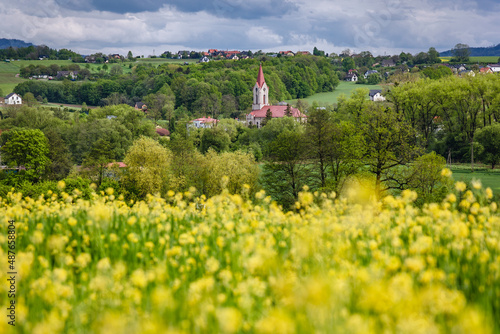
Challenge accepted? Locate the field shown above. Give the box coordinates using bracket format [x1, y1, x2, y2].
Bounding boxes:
[0, 62, 25, 95]
[450, 165, 500, 194]
[0, 177, 499, 333]
[440, 56, 499, 63]
[287, 81, 383, 106]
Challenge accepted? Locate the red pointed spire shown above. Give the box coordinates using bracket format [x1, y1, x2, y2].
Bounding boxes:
[256, 63, 265, 87]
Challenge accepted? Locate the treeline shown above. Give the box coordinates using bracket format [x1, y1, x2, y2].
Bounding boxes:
[14, 57, 340, 119]
[388, 74, 500, 167]
[19, 63, 91, 78]
[0, 45, 81, 61]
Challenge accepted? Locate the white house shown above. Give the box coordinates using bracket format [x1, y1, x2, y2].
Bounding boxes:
[369, 90, 385, 102]
[189, 117, 219, 129]
[488, 64, 500, 73]
[4, 93, 22, 105]
[345, 73, 358, 82]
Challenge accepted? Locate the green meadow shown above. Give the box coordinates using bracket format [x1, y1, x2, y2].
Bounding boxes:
[450, 165, 500, 194]
[287, 81, 383, 106]
[440, 56, 499, 63]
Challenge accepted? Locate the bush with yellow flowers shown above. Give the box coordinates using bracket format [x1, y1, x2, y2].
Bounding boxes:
[0, 173, 499, 333]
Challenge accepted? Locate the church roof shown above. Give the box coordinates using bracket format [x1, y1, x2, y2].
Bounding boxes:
[249, 105, 305, 119]
[256, 64, 265, 88]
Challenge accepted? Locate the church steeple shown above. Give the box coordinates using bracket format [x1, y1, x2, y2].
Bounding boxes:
[252, 64, 269, 111]
[256, 63, 265, 87]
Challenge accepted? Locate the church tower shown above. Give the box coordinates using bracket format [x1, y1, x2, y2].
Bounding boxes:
[252, 64, 269, 111]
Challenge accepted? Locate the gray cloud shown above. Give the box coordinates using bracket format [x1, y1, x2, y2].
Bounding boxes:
[0, 0, 498, 56]
[54, 0, 298, 19]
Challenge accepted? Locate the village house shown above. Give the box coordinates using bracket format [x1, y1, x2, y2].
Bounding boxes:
[189, 117, 219, 129]
[460, 70, 475, 77]
[56, 71, 78, 80]
[364, 70, 379, 79]
[4, 93, 22, 105]
[488, 64, 500, 73]
[369, 90, 385, 102]
[479, 66, 493, 74]
[345, 73, 358, 82]
[246, 64, 306, 128]
[381, 58, 396, 67]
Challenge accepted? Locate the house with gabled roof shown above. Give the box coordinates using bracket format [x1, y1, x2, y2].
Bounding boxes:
[381, 58, 396, 67]
[369, 90, 385, 101]
[345, 73, 358, 82]
[364, 70, 379, 79]
[479, 66, 493, 74]
[189, 117, 219, 129]
[4, 93, 22, 105]
[246, 64, 306, 128]
[488, 64, 500, 73]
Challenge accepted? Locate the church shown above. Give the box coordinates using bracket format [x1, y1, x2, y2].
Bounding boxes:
[246, 64, 306, 128]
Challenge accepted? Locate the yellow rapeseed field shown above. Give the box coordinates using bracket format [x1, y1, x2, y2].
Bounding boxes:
[0, 170, 499, 333]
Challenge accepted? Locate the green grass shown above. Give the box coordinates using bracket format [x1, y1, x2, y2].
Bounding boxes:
[450, 166, 500, 194]
[440, 56, 499, 63]
[286, 81, 383, 106]
[0, 62, 25, 94]
[469, 56, 499, 63]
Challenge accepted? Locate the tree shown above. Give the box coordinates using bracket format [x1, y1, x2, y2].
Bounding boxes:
[199, 150, 259, 197]
[200, 126, 231, 153]
[359, 104, 422, 196]
[296, 99, 309, 113]
[110, 65, 123, 76]
[127, 51, 133, 60]
[367, 73, 381, 85]
[475, 124, 500, 169]
[388, 151, 450, 204]
[342, 57, 356, 72]
[0, 128, 51, 181]
[262, 108, 272, 127]
[452, 43, 470, 63]
[23, 92, 38, 107]
[305, 106, 332, 188]
[428, 47, 441, 64]
[45, 129, 72, 180]
[262, 129, 310, 209]
[285, 104, 292, 117]
[123, 136, 172, 197]
[82, 139, 115, 186]
[326, 121, 365, 193]
[313, 47, 325, 57]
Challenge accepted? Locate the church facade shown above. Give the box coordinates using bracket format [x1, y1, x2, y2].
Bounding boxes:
[246, 64, 306, 128]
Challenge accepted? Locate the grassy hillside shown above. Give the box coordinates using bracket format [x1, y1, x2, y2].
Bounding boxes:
[286, 81, 383, 106]
[440, 56, 499, 63]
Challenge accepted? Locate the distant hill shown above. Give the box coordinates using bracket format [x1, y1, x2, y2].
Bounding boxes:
[440, 44, 500, 57]
[0, 38, 34, 49]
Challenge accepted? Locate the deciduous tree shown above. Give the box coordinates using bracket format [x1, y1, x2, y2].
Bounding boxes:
[123, 136, 172, 197]
[0, 128, 50, 181]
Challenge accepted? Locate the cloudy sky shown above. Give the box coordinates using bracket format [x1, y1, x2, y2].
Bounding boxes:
[1, 0, 498, 56]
